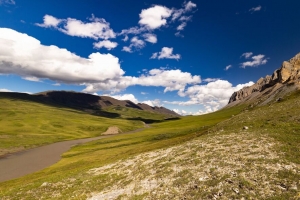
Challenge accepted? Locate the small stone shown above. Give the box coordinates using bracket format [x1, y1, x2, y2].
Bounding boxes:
[278, 183, 287, 190]
[232, 188, 239, 194]
[243, 126, 249, 130]
[41, 182, 49, 187]
[276, 97, 283, 102]
[290, 185, 298, 190]
[225, 179, 234, 184]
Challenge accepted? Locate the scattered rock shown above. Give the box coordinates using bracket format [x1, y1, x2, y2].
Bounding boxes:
[41, 182, 50, 187]
[278, 183, 287, 190]
[86, 133, 298, 200]
[276, 97, 283, 102]
[225, 179, 234, 184]
[243, 126, 249, 130]
[290, 184, 298, 190]
[232, 188, 239, 194]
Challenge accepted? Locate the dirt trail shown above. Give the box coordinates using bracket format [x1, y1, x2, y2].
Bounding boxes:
[0, 124, 150, 183]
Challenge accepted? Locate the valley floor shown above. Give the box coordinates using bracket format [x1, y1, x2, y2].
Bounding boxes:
[13, 131, 299, 200]
[1, 91, 300, 199]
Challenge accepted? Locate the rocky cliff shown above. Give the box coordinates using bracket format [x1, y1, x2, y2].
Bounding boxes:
[228, 53, 300, 105]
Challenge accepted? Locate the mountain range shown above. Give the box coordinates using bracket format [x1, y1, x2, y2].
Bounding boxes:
[227, 52, 300, 107]
[0, 91, 180, 118]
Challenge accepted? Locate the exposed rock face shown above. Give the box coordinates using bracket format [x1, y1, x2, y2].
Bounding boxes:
[228, 53, 300, 104]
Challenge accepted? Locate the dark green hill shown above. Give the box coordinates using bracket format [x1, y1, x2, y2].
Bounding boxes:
[0, 90, 180, 119]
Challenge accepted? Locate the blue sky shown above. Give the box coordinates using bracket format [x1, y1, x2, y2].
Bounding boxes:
[0, 0, 299, 115]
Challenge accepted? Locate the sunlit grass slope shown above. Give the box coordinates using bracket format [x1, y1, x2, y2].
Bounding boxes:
[212, 90, 300, 164]
[0, 95, 146, 155]
[1, 91, 299, 199]
[0, 103, 244, 199]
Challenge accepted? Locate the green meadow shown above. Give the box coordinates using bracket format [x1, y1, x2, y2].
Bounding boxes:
[0, 91, 299, 199]
[0, 95, 144, 156]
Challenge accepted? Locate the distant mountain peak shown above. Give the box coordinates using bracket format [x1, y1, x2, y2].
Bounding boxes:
[228, 53, 300, 106]
[34, 90, 180, 117]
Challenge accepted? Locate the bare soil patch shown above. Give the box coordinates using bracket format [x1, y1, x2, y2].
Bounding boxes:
[101, 126, 121, 135]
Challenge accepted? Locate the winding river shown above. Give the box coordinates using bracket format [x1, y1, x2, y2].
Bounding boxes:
[0, 126, 149, 183]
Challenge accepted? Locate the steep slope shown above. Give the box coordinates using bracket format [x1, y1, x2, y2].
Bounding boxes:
[228, 53, 300, 107]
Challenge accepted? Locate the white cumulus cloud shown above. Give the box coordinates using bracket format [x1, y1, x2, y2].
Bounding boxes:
[93, 40, 118, 50]
[142, 99, 162, 107]
[241, 54, 268, 68]
[36, 15, 62, 28]
[130, 36, 145, 49]
[122, 36, 146, 53]
[150, 47, 181, 60]
[122, 46, 132, 53]
[143, 33, 157, 43]
[173, 109, 187, 116]
[110, 94, 138, 104]
[0, 28, 124, 84]
[139, 5, 173, 29]
[241, 52, 253, 59]
[203, 78, 220, 82]
[172, 1, 197, 21]
[36, 14, 115, 40]
[118, 26, 147, 36]
[165, 80, 254, 113]
[83, 68, 201, 94]
[184, 1, 197, 11]
[1, 28, 201, 96]
[177, 22, 187, 31]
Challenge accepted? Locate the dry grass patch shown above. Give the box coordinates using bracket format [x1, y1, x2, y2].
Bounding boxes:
[86, 132, 299, 199]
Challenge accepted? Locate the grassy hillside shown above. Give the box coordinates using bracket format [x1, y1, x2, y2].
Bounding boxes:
[0, 95, 148, 156]
[212, 90, 300, 164]
[0, 100, 244, 199]
[1, 92, 299, 199]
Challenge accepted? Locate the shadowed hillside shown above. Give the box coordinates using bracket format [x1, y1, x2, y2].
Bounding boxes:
[0, 91, 180, 119]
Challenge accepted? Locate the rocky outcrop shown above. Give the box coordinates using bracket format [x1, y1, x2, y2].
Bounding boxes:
[228, 53, 300, 104]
